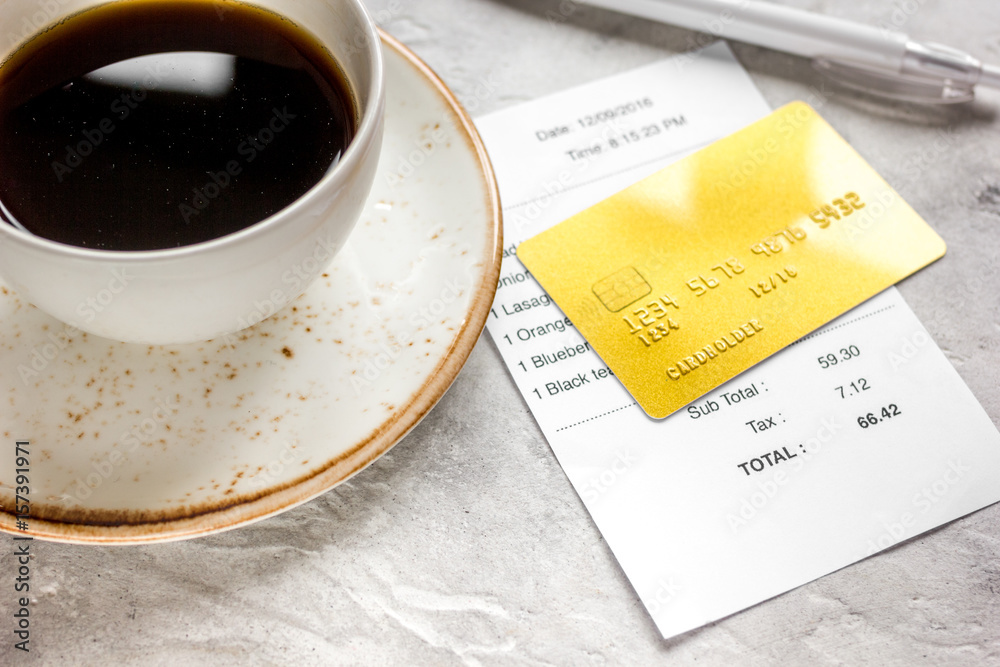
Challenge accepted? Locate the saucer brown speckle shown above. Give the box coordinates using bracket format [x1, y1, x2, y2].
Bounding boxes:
[0, 31, 502, 544]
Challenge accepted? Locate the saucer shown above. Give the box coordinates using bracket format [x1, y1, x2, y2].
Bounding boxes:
[0, 32, 502, 544]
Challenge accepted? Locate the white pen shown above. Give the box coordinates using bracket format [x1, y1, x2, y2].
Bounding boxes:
[575, 0, 1000, 103]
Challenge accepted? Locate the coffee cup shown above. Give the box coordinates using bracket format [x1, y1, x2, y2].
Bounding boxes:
[0, 0, 385, 344]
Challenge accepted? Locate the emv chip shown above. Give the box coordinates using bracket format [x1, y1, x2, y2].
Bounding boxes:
[593, 266, 652, 312]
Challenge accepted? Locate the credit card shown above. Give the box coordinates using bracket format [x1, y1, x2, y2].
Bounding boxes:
[517, 102, 946, 419]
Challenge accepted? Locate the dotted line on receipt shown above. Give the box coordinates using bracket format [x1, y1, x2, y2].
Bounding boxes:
[556, 402, 637, 433]
[789, 304, 897, 346]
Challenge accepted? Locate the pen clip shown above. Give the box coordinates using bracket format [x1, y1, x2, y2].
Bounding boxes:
[812, 57, 975, 104]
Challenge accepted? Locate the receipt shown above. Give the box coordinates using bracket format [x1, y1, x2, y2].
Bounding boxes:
[475, 43, 1000, 639]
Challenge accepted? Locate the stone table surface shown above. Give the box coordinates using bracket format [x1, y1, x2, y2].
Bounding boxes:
[7, 0, 1000, 665]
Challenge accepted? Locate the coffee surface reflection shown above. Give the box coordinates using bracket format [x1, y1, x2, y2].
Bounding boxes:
[0, 0, 355, 251]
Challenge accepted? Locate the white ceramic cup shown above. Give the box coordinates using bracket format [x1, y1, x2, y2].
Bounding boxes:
[0, 0, 384, 344]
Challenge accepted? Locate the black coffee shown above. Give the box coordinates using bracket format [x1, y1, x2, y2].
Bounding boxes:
[0, 0, 356, 251]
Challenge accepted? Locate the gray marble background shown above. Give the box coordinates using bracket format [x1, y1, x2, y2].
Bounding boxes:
[7, 0, 1000, 664]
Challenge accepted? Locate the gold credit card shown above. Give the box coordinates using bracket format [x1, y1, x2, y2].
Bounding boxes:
[517, 102, 946, 419]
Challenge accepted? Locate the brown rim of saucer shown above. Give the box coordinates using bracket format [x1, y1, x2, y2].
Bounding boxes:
[0, 29, 504, 544]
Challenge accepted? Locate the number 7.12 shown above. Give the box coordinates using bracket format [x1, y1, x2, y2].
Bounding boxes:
[835, 378, 870, 398]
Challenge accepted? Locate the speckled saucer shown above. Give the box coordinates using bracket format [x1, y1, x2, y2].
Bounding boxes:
[0, 33, 502, 544]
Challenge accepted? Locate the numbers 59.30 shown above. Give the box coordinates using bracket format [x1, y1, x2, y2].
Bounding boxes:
[817, 345, 860, 369]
